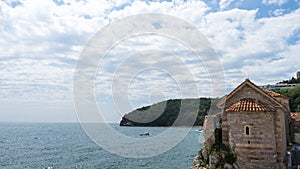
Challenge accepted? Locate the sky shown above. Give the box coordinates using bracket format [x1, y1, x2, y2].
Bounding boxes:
[0, 0, 300, 122]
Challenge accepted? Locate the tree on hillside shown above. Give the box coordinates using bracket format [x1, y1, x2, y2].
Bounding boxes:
[277, 86, 300, 112]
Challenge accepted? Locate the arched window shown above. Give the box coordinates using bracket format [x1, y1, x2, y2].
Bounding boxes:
[244, 125, 251, 136]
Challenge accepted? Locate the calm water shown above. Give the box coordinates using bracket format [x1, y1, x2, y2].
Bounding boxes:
[0, 123, 203, 169]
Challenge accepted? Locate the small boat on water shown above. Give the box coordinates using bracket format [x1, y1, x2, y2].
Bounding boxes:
[195, 129, 203, 133]
[139, 132, 150, 136]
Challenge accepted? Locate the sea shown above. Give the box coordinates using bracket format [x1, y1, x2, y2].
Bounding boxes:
[0, 123, 204, 169]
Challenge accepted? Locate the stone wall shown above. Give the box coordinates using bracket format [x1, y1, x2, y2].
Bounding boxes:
[274, 108, 287, 166]
[294, 133, 300, 144]
[203, 114, 221, 148]
[222, 112, 229, 146]
[274, 97, 290, 111]
[226, 111, 279, 168]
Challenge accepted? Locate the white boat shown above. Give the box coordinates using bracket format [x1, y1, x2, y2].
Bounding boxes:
[195, 129, 203, 133]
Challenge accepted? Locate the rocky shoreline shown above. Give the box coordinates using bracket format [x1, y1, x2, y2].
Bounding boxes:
[190, 143, 238, 169]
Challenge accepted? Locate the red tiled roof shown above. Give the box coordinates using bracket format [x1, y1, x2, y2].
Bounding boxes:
[263, 89, 289, 99]
[290, 112, 300, 122]
[225, 98, 275, 112]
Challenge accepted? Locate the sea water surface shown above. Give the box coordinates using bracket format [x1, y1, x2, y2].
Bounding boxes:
[0, 123, 203, 169]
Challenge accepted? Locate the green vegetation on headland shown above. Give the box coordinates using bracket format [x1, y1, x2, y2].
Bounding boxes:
[275, 86, 300, 112]
[278, 77, 300, 84]
[119, 98, 212, 127]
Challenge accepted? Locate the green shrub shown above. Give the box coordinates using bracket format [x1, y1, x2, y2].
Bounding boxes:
[224, 153, 237, 164]
[208, 143, 227, 155]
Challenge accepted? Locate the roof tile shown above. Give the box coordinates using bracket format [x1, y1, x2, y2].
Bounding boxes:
[225, 98, 275, 112]
[263, 89, 288, 99]
[290, 112, 300, 122]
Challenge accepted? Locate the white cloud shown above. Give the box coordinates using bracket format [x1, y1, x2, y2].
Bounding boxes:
[0, 0, 111, 104]
[94, 34, 215, 114]
[197, 8, 300, 87]
[262, 0, 288, 6]
[240, 41, 300, 85]
[272, 8, 285, 16]
[0, 0, 299, 122]
[219, 0, 235, 10]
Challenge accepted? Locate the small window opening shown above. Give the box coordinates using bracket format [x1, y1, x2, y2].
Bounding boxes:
[244, 125, 251, 136]
[245, 126, 250, 135]
[248, 141, 250, 144]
